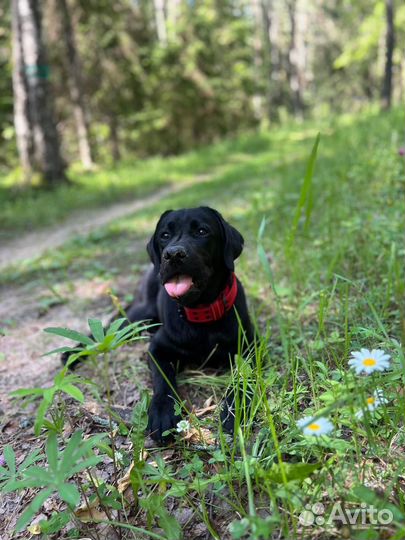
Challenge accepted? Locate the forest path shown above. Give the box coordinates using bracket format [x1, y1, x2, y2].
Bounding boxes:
[0, 176, 209, 271]
[0, 174, 212, 412]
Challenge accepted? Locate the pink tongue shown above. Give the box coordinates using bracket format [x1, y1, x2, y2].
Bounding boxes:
[164, 275, 193, 298]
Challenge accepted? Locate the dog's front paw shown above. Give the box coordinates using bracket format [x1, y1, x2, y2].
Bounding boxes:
[220, 394, 236, 433]
[147, 394, 181, 444]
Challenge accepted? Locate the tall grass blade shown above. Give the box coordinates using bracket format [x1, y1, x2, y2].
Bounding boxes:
[287, 132, 320, 254]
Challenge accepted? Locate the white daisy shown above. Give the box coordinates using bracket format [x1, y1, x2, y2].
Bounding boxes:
[355, 389, 388, 419]
[176, 419, 191, 433]
[348, 348, 390, 375]
[297, 416, 334, 437]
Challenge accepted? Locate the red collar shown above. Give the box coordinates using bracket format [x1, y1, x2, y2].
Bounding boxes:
[183, 273, 238, 323]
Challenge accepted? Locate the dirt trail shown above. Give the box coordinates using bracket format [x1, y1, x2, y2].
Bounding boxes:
[0, 177, 208, 270]
[0, 175, 215, 410]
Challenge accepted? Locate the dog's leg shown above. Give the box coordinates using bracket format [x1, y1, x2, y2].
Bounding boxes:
[220, 331, 255, 434]
[220, 387, 253, 433]
[146, 331, 182, 443]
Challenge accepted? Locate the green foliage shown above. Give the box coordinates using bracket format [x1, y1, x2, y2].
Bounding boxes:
[287, 132, 320, 254]
[334, 2, 385, 69]
[11, 368, 87, 435]
[140, 494, 182, 540]
[2, 0, 403, 178]
[44, 317, 156, 366]
[2, 431, 104, 531]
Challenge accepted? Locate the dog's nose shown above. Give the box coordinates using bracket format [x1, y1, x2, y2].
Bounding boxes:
[163, 246, 187, 261]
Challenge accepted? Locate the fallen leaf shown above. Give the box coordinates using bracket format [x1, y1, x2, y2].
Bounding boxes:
[27, 513, 47, 534]
[75, 501, 108, 523]
[183, 426, 216, 445]
[203, 395, 215, 408]
[193, 404, 216, 417]
[82, 400, 103, 415]
[117, 462, 134, 494]
[27, 524, 41, 535]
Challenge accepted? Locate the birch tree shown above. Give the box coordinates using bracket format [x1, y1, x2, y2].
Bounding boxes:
[11, 0, 66, 185]
[57, 0, 94, 169]
[382, 0, 395, 109]
[11, 0, 33, 180]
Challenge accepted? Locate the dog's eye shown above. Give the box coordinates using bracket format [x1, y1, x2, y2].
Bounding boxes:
[197, 227, 208, 236]
[160, 232, 170, 240]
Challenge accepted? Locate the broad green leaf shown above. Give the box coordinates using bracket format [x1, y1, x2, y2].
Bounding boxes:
[264, 462, 320, 483]
[65, 433, 106, 466]
[111, 325, 138, 345]
[165, 482, 187, 498]
[34, 398, 52, 436]
[42, 346, 81, 357]
[53, 369, 67, 386]
[24, 466, 52, 482]
[106, 318, 127, 335]
[88, 318, 105, 342]
[3, 478, 47, 492]
[157, 510, 182, 540]
[10, 388, 45, 398]
[60, 430, 83, 471]
[39, 511, 71, 534]
[43, 387, 56, 403]
[58, 483, 80, 507]
[65, 351, 88, 368]
[44, 327, 95, 346]
[3, 445, 16, 474]
[46, 433, 58, 473]
[62, 384, 84, 403]
[20, 449, 42, 470]
[15, 488, 53, 531]
[229, 518, 249, 539]
[68, 455, 104, 476]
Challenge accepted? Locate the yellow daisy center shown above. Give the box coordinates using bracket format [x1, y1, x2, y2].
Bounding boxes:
[366, 397, 375, 405]
[308, 423, 321, 431]
[362, 358, 376, 367]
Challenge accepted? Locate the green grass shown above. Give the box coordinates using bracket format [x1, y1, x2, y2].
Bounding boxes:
[1, 107, 405, 539]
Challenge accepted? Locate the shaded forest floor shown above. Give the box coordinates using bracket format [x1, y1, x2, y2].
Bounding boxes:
[1, 108, 405, 540]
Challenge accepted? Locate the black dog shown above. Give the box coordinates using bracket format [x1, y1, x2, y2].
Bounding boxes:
[64, 207, 253, 442]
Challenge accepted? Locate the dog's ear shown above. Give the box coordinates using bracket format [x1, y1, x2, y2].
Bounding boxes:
[206, 207, 244, 271]
[147, 210, 173, 267]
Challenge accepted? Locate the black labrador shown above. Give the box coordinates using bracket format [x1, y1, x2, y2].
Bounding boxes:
[64, 207, 253, 442]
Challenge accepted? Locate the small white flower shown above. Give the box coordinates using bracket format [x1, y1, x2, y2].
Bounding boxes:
[176, 420, 190, 433]
[355, 389, 388, 419]
[297, 416, 334, 437]
[114, 451, 124, 462]
[348, 348, 390, 375]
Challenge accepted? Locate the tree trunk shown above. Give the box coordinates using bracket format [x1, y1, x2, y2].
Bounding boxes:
[11, 0, 34, 181]
[109, 115, 121, 163]
[57, 0, 94, 169]
[153, 0, 167, 44]
[381, 0, 395, 109]
[286, 0, 304, 116]
[251, 0, 265, 120]
[15, 0, 67, 186]
[260, 0, 275, 121]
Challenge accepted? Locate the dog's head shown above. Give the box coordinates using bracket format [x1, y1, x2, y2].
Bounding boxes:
[147, 207, 244, 305]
